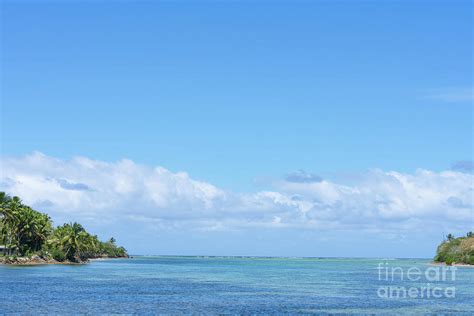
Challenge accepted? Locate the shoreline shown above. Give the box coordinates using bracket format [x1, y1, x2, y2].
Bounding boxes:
[0, 256, 84, 266]
[429, 261, 474, 268]
[0, 255, 129, 266]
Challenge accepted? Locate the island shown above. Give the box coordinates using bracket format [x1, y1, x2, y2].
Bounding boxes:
[434, 232, 474, 266]
[0, 192, 128, 265]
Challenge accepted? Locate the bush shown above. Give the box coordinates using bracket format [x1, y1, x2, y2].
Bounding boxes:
[50, 248, 66, 262]
[469, 255, 474, 265]
[445, 257, 454, 266]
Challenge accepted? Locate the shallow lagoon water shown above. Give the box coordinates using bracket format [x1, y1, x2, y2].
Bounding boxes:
[1, 256, 473, 314]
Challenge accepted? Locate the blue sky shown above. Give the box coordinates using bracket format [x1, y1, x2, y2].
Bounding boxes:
[1, 1, 473, 257]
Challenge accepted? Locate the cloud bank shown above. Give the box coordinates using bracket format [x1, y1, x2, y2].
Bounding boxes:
[1, 152, 472, 234]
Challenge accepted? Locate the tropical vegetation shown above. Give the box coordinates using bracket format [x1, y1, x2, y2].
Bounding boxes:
[434, 232, 474, 265]
[0, 192, 127, 263]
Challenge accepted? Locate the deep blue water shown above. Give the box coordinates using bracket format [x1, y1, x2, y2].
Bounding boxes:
[1, 256, 473, 314]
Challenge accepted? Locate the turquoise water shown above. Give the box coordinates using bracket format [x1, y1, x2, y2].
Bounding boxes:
[1, 256, 473, 314]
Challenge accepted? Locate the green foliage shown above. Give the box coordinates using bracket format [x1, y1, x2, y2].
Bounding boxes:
[434, 233, 474, 265]
[0, 195, 52, 255]
[1, 192, 128, 262]
[50, 248, 67, 262]
[445, 257, 454, 265]
[99, 239, 128, 258]
[469, 255, 474, 265]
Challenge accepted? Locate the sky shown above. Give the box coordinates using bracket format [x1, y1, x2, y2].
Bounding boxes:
[0, 0, 473, 257]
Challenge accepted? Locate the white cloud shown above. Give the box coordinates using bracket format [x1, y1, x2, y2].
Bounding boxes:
[1, 152, 472, 233]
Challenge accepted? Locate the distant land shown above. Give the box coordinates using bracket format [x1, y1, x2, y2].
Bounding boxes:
[0, 192, 128, 265]
[434, 232, 474, 265]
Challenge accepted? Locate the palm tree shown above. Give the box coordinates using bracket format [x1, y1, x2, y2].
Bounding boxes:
[0, 193, 10, 255]
[0, 196, 23, 255]
[50, 223, 96, 261]
[1, 192, 127, 260]
[0, 192, 11, 204]
[0, 197, 53, 256]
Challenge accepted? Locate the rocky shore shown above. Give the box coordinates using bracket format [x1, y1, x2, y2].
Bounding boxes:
[0, 255, 64, 265]
[0, 254, 129, 265]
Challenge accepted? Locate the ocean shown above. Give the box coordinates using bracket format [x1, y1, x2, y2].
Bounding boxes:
[1, 256, 473, 314]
